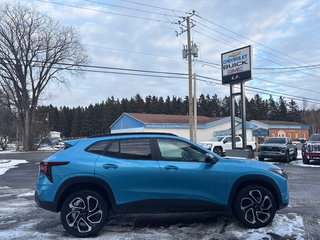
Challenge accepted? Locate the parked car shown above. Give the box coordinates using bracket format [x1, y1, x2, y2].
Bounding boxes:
[35, 132, 289, 237]
[258, 137, 297, 162]
[302, 134, 320, 164]
[200, 135, 256, 156]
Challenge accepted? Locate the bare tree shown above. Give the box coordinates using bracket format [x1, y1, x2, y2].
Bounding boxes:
[0, 3, 88, 150]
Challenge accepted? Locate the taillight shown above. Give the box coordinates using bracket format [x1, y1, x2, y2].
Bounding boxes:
[39, 161, 69, 183]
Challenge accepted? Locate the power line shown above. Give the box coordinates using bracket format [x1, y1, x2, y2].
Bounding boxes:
[195, 13, 320, 75]
[117, 0, 186, 14]
[84, 44, 181, 60]
[193, 24, 319, 78]
[196, 75, 320, 105]
[35, 0, 176, 24]
[83, 0, 178, 18]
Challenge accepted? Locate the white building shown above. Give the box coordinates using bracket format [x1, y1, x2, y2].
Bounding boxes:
[110, 113, 254, 142]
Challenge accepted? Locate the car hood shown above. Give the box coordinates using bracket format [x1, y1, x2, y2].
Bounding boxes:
[260, 143, 286, 147]
[200, 141, 220, 145]
[222, 157, 279, 171]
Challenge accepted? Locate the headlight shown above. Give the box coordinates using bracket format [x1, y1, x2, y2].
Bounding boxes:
[206, 144, 213, 149]
[269, 168, 287, 178]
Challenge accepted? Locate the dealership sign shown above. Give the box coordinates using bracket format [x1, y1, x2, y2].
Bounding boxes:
[221, 45, 252, 84]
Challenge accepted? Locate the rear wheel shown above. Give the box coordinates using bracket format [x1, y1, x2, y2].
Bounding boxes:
[61, 190, 108, 237]
[233, 185, 276, 228]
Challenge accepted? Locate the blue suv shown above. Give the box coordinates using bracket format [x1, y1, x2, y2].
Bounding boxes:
[35, 133, 289, 237]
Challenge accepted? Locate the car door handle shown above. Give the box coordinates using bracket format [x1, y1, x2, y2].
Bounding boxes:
[164, 165, 178, 170]
[103, 164, 118, 169]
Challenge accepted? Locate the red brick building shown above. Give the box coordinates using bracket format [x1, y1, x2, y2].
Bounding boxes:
[250, 120, 309, 141]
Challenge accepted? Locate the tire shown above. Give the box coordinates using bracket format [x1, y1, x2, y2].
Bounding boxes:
[258, 156, 264, 161]
[61, 190, 109, 238]
[302, 155, 310, 164]
[247, 146, 253, 151]
[233, 185, 276, 228]
[284, 151, 290, 163]
[292, 149, 297, 160]
[213, 147, 223, 156]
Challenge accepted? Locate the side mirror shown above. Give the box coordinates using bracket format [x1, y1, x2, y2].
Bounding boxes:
[223, 140, 227, 144]
[205, 153, 218, 164]
[288, 141, 292, 145]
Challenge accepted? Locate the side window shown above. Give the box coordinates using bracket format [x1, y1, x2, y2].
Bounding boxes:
[235, 136, 241, 142]
[105, 141, 119, 158]
[86, 141, 109, 154]
[224, 137, 231, 143]
[157, 138, 207, 162]
[120, 139, 152, 160]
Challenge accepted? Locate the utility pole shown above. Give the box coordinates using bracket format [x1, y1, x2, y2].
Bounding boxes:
[179, 12, 198, 141]
[193, 73, 197, 143]
[186, 16, 194, 141]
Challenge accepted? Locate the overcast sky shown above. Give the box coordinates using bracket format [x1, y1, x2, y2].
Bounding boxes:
[4, 0, 320, 108]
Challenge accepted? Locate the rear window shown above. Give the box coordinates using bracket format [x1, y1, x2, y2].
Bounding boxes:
[86, 141, 109, 154]
[309, 135, 320, 141]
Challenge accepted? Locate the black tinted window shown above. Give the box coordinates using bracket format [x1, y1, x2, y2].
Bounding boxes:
[105, 141, 120, 157]
[87, 141, 109, 154]
[120, 139, 152, 160]
[309, 135, 320, 141]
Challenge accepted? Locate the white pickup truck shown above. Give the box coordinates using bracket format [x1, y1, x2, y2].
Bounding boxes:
[200, 135, 256, 156]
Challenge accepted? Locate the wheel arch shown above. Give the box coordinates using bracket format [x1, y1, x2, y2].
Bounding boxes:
[54, 176, 116, 212]
[228, 174, 282, 212]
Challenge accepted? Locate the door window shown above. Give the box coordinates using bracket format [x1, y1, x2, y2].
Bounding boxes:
[157, 138, 207, 162]
[105, 139, 152, 160]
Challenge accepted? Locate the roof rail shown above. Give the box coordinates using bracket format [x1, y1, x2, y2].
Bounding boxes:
[88, 132, 177, 138]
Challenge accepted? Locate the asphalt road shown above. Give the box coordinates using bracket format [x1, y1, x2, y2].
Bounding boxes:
[0, 151, 319, 239]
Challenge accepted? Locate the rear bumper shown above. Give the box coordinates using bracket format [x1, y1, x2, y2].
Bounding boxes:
[35, 191, 58, 212]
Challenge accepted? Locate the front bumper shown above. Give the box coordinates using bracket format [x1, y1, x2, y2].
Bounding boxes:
[259, 151, 286, 158]
[302, 152, 320, 158]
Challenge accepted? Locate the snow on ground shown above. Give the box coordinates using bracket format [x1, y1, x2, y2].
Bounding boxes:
[0, 160, 28, 175]
[0, 186, 306, 240]
[291, 160, 320, 168]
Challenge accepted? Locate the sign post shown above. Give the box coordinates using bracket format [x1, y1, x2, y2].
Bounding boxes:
[221, 46, 252, 152]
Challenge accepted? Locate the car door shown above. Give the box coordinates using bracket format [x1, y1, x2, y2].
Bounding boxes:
[155, 138, 227, 211]
[94, 138, 162, 211]
[223, 136, 232, 151]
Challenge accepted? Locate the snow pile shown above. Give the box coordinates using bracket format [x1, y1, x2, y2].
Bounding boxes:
[229, 213, 304, 240]
[0, 159, 28, 175]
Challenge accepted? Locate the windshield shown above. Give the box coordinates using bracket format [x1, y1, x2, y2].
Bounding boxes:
[309, 135, 320, 141]
[210, 136, 224, 142]
[265, 138, 286, 144]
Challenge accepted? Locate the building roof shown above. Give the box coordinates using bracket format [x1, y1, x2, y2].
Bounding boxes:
[254, 120, 305, 126]
[126, 113, 224, 125]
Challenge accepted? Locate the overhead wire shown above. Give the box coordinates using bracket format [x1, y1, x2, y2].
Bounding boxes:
[35, 0, 177, 24]
[195, 13, 320, 75]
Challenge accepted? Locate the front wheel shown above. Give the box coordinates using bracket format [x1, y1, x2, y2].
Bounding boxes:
[292, 149, 297, 160]
[61, 190, 108, 237]
[284, 151, 291, 163]
[213, 147, 223, 156]
[233, 186, 276, 228]
[302, 155, 310, 164]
